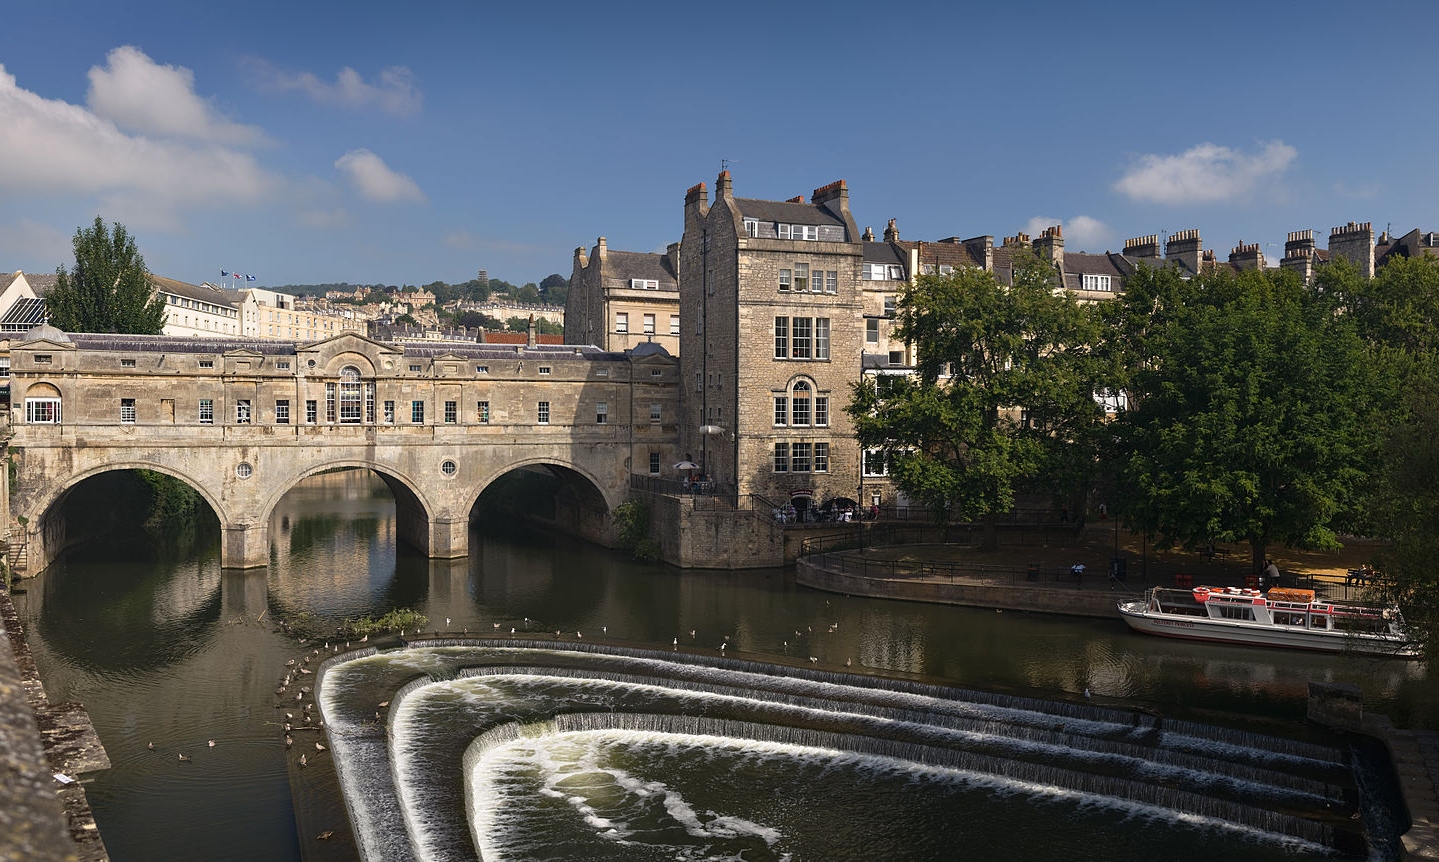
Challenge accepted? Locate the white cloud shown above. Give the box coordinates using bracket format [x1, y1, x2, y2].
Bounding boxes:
[1024, 215, 1110, 251]
[87, 46, 266, 144]
[1114, 141, 1297, 205]
[246, 59, 422, 117]
[0, 63, 277, 225]
[334, 149, 425, 203]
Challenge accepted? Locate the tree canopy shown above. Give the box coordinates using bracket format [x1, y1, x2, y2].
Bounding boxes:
[848, 249, 1105, 529]
[47, 217, 167, 334]
[1103, 264, 1381, 574]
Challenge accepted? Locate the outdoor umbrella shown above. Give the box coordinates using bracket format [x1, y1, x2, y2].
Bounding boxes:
[673, 461, 700, 470]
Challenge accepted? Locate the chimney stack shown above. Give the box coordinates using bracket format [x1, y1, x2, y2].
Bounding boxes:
[1328, 221, 1375, 278]
[1228, 241, 1264, 272]
[1165, 229, 1203, 274]
[1032, 224, 1064, 271]
[883, 218, 899, 243]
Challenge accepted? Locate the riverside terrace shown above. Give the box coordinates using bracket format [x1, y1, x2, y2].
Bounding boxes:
[1, 327, 681, 573]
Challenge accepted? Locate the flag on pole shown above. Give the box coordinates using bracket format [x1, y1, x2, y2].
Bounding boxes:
[246, 274, 257, 281]
[221, 270, 230, 277]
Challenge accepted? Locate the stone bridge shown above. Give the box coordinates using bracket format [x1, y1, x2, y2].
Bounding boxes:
[1, 328, 681, 571]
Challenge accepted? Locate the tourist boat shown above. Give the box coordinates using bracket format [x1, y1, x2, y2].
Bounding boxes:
[1117, 586, 1421, 658]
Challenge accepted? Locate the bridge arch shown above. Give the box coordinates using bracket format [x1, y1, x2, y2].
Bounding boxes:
[17, 460, 231, 577]
[467, 457, 619, 548]
[259, 459, 440, 563]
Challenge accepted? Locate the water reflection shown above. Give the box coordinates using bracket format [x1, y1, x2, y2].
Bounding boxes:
[10, 470, 1439, 862]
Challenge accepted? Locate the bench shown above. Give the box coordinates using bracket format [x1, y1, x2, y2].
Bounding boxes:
[1174, 573, 1192, 588]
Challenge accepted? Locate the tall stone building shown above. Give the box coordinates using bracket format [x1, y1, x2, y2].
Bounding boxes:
[678, 173, 869, 511]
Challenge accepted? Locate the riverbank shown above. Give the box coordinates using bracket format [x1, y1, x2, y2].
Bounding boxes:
[0, 585, 109, 862]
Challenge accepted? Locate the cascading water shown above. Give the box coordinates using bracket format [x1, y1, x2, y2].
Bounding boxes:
[316, 639, 1374, 862]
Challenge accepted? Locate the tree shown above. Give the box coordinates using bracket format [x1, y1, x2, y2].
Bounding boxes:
[539, 273, 569, 307]
[516, 283, 540, 303]
[848, 249, 1105, 537]
[48, 217, 167, 334]
[1107, 265, 1379, 575]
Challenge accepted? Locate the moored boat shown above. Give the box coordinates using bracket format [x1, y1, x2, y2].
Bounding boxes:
[1117, 585, 1421, 658]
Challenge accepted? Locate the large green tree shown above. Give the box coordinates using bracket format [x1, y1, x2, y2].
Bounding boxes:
[848, 249, 1105, 533]
[48, 217, 167, 334]
[1105, 265, 1379, 574]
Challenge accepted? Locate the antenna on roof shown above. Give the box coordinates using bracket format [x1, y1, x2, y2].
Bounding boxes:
[720, 158, 735, 172]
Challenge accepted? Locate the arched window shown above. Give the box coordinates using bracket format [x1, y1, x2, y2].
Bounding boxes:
[791, 380, 811, 426]
[24, 382, 62, 424]
[339, 365, 363, 423]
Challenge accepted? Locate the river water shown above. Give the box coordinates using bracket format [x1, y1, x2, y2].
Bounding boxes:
[13, 470, 1439, 861]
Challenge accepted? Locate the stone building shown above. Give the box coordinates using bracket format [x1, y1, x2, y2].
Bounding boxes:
[678, 173, 870, 513]
[564, 237, 680, 354]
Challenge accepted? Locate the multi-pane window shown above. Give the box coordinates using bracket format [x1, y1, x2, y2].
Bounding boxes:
[775, 317, 827, 359]
[325, 382, 337, 422]
[815, 396, 829, 426]
[793, 263, 809, 292]
[814, 443, 829, 472]
[863, 449, 889, 476]
[596, 402, 608, 424]
[236, 400, 252, 424]
[539, 366, 551, 375]
[866, 318, 879, 344]
[669, 315, 680, 335]
[643, 313, 655, 334]
[27, 398, 62, 423]
[477, 401, 490, 423]
[778, 224, 818, 241]
[791, 381, 811, 425]
[199, 399, 214, 424]
[199, 359, 214, 368]
[792, 318, 812, 359]
[773, 442, 789, 472]
[365, 383, 376, 423]
[791, 443, 812, 473]
[774, 396, 787, 426]
[339, 366, 362, 423]
[824, 270, 838, 293]
[276, 399, 290, 424]
[121, 358, 136, 368]
[1082, 274, 1113, 292]
[744, 218, 759, 237]
[649, 452, 661, 474]
[615, 312, 628, 333]
[307, 400, 319, 424]
[778, 269, 791, 292]
[120, 398, 136, 424]
[444, 400, 457, 424]
[649, 403, 662, 423]
[537, 401, 550, 424]
[382, 400, 393, 424]
[884, 296, 897, 316]
[411, 401, 425, 424]
[630, 279, 659, 290]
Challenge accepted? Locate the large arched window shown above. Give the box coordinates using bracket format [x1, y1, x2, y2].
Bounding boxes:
[339, 365, 362, 423]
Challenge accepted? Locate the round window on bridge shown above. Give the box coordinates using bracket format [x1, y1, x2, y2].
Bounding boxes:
[236, 462, 253, 479]
[441, 460, 458, 477]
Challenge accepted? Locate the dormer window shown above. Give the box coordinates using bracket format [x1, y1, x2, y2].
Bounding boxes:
[1082, 274, 1113, 292]
[778, 224, 818, 241]
[744, 218, 759, 237]
[630, 279, 659, 290]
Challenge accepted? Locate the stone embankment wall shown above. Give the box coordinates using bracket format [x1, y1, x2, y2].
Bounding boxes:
[648, 494, 784, 569]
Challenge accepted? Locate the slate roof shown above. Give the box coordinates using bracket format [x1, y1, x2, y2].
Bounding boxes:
[735, 198, 846, 227]
[150, 275, 237, 307]
[862, 242, 906, 267]
[895, 239, 983, 270]
[604, 250, 677, 287]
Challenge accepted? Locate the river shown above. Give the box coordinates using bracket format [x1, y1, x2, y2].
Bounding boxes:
[13, 470, 1439, 861]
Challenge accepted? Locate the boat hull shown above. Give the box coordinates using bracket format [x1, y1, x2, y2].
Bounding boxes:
[1117, 599, 1421, 658]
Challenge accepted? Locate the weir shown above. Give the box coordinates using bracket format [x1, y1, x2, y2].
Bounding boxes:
[316, 640, 1379, 861]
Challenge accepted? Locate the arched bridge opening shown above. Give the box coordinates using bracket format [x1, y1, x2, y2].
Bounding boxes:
[20, 467, 222, 575]
[471, 463, 615, 549]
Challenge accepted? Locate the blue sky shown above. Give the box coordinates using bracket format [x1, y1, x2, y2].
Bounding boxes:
[2, 1, 1433, 288]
